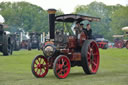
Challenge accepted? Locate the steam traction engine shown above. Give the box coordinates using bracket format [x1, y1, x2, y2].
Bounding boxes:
[113, 27, 128, 49]
[31, 9, 100, 79]
[28, 32, 41, 50]
[0, 24, 13, 55]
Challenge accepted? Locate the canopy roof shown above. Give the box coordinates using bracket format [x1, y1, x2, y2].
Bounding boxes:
[112, 35, 124, 38]
[55, 14, 100, 22]
[122, 27, 128, 32]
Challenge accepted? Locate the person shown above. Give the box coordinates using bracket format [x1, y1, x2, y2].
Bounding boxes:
[80, 23, 85, 31]
[74, 22, 81, 37]
[85, 24, 92, 39]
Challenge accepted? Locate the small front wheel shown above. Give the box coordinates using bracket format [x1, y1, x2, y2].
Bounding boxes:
[31, 55, 48, 78]
[53, 55, 71, 79]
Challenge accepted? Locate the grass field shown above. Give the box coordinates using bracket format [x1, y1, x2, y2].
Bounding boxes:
[0, 48, 128, 85]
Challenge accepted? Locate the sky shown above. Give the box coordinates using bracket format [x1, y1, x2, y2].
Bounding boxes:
[0, 0, 128, 13]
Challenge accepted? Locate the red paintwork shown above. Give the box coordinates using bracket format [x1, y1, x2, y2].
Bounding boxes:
[44, 41, 54, 46]
[68, 36, 77, 49]
[80, 32, 87, 46]
[71, 53, 81, 61]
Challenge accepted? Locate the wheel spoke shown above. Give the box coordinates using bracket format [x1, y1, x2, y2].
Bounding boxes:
[36, 68, 39, 73]
[91, 43, 95, 48]
[92, 61, 97, 66]
[63, 66, 68, 73]
[43, 64, 47, 67]
[40, 69, 42, 74]
[87, 51, 91, 56]
[34, 66, 37, 69]
[38, 58, 41, 63]
[34, 62, 38, 65]
[57, 69, 63, 75]
[93, 53, 98, 56]
[62, 58, 64, 65]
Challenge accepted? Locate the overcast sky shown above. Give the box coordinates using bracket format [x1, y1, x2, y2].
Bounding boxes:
[0, 0, 128, 13]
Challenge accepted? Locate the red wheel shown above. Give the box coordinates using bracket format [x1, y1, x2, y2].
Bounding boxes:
[53, 55, 71, 79]
[31, 55, 48, 78]
[81, 40, 100, 74]
[115, 40, 124, 48]
[126, 41, 128, 49]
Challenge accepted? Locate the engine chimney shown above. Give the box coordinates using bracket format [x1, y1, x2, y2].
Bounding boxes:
[47, 9, 56, 41]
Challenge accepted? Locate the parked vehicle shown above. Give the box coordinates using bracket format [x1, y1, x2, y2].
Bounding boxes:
[10, 34, 21, 51]
[28, 32, 40, 50]
[0, 24, 13, 55]
[96, 38, 108, 49]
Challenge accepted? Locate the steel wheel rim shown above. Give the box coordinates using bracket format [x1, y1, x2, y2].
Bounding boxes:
[32, 55, 48, 77]
[87, 41, 99, 73]
[55, 56, 70, 78]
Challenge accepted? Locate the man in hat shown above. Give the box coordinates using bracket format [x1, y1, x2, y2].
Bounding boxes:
[85, 24, 92, 39]
[74, 22, 81, 37]
[80, 23, 86, 31]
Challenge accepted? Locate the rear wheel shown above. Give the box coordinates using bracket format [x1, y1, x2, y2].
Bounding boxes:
[81, 40, 100, 74]
[53, 55, 71, 79]
[31, 55, 48, 78]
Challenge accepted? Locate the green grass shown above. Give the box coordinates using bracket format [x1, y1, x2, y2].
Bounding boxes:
[0, 48, 128, 85]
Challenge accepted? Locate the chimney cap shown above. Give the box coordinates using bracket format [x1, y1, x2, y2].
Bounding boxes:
[47, 9, 56, 14]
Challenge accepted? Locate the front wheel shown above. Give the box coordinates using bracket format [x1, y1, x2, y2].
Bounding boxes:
[31, 55, 48, 78]
[81, 40, 100, 74]
[53, 55, 71, 79]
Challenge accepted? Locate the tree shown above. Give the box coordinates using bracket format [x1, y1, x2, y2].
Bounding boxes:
[111, 6, 128, 35]
[0, 2, 48, 33]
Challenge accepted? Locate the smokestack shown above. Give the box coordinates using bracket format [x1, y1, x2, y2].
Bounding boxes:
[47, 9, 56, 41]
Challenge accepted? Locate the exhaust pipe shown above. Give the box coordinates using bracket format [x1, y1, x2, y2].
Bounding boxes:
[47, 9, 56, 41]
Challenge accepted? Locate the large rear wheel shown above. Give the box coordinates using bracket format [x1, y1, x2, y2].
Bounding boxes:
[31, 55, 48, 78]
[81, 40, 100, 74]
[53, 55, 71, 79]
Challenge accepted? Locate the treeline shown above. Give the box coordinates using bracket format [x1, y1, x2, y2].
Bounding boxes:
[0, 2, 63, 33]
[74, 2, 128, 40]
[0, 1, 128, 41]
